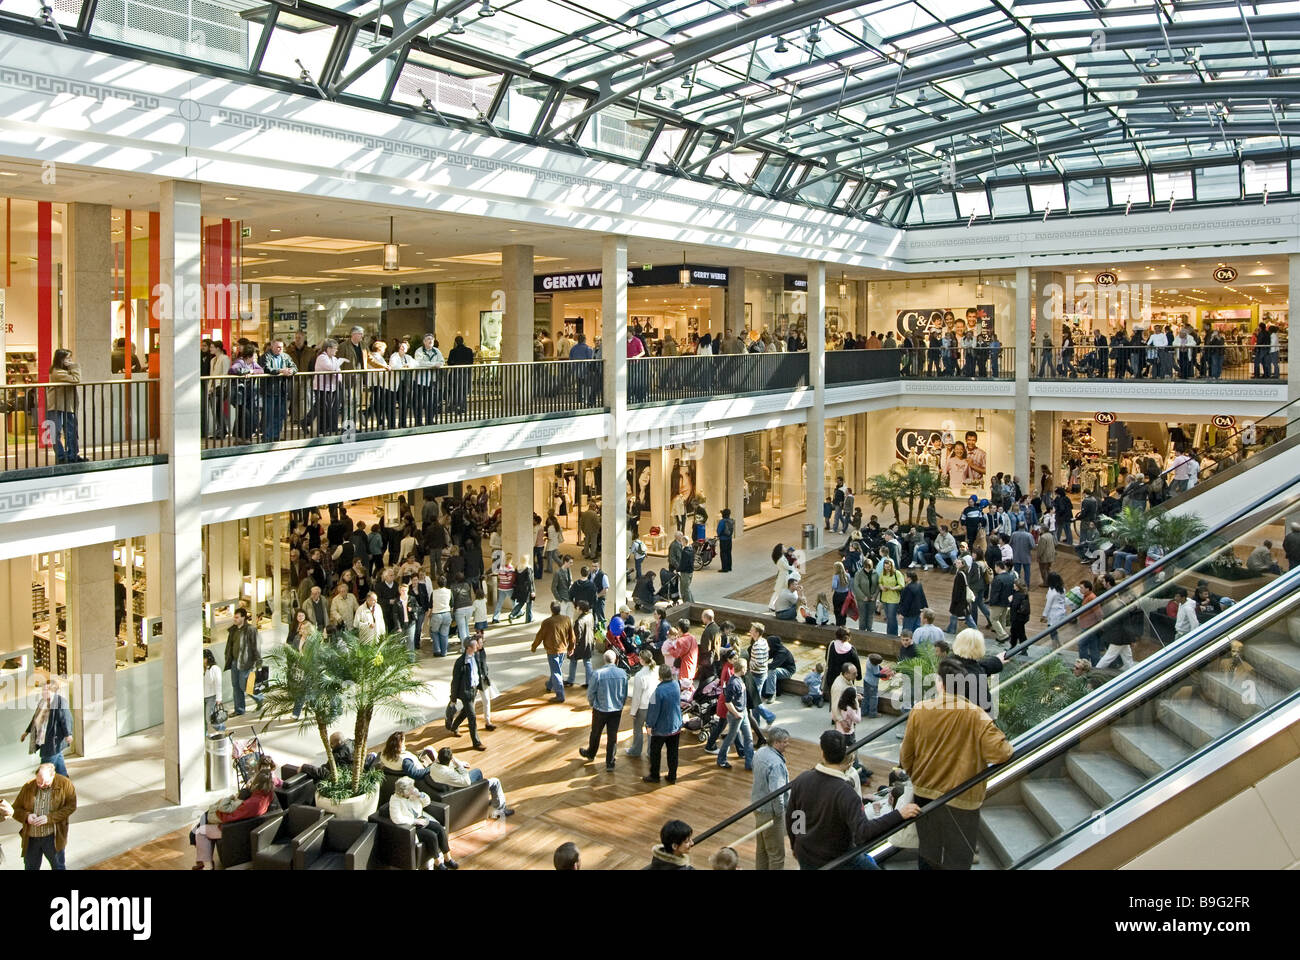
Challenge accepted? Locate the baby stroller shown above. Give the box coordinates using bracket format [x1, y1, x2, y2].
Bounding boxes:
[693, 537, 717, 570]
[656, 567, 681, 603]
[229, 724, 270, 789]
[683, 676, 722, 742]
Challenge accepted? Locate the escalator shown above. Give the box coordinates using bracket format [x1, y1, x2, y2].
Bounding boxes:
[689, 471, 1300, 868]
[866, 568, 1300, 870]
[1144, 395, 1300, 528]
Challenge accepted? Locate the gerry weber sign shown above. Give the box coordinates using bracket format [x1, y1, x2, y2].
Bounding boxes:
[535, 264, 729, 293]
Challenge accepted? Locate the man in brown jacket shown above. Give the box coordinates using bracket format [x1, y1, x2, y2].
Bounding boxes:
[900, 657, 1013, 870]
[12, 762, 77, 870]
[530, 601, 575, 703]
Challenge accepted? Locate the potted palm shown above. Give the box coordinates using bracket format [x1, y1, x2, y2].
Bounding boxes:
[864, 464, 949, 527]
[261, 634, 346, 783]
[320, 629, 427, 819]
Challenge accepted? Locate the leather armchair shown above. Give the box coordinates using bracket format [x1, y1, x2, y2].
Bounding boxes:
[275, 773, 317, 810]
[367, 801, 450, 870]
[251, 805, 332, 870]
[427, 778, 492, 832]
[292, 819, 377, 870]
[215, 798, 283, 869]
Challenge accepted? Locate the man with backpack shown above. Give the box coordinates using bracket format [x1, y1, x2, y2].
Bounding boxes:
[717, 509, 736, 573]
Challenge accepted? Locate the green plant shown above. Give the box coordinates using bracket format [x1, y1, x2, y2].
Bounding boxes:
[1147, 512, 1207, 553]
[316, 768, 383, 805]
[864, 465, 950, 526]
[1099, 506, 1153, 552]
[331, 630, 427, 796]
[895, 643, 942, 703]
[994, 657, 1091, 739]
[260, 635, 346, 782]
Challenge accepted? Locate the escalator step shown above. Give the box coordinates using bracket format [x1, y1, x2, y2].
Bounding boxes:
[1199, 667, 1289, 720]
[1242, 641, 1300, 689]
[1021, 779, 1097, 835]
[1156, 696, 1238, 749]
[1111, 724, 1194, 777]
[978, 805, 1051, 868]
[1066, 750, 1147, 808]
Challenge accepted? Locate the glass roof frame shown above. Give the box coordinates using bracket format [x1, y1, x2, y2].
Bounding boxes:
[0, 0, 1296, 226]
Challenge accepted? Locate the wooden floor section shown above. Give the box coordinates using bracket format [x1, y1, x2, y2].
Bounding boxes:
[94, 680, 891, 871]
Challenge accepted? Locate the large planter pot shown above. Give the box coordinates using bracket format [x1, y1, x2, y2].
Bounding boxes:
[315, 784, 380, 820]
[1198, 571, 1270, 603]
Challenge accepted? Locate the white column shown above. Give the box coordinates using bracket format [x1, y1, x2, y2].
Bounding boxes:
[271, 513, 284, 630]
[159, 180, 205, 806]
[1290, 254, 1300, 429]
[66, 203, 113, 382]
[726, 435, 746, 541]
[501, 244, 536, 568]
[804, 261, 827, 548]
[1014, 266, 1031, 485]
[66, 544, 117, 756]
[727, 266, 747, 340]
[601, 236, 629, 608]
[855, 279, 869, 335]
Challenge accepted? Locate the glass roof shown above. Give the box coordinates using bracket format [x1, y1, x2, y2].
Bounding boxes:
[3, 0, 1297, 224]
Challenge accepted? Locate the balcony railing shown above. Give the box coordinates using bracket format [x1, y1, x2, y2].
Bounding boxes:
[0, 378, 162, 477]
[825, 346, 1016, 385]
[1030, 343, 1286, 382]
[628, 352, 809, 406]
[201, 360, 604, 451]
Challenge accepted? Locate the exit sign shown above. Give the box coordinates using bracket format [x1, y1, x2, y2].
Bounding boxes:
[642, 264, 653, 270]
[241, 226, 252, 238]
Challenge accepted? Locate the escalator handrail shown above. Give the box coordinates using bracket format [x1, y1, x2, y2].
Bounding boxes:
[818, 565, 1300, 869]
[1152, 413, 1300, 514]
[690, 472, 1300, 849]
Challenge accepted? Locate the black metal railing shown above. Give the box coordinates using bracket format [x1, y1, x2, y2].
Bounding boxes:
[825, 346, 1016, 385]
[0, 378, 161, 476]
[627, 352, 809, 405]
[201, 359, 604, 450]
[1030, 342, 1286, 382]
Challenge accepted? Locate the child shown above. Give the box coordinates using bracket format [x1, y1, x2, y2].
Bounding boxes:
[823, 495, 834, 531]
[711, 846, 739, 870]
[801, 592, 832, 626]
[836, 686, 861, 737]
[801, 662, 825, 707]
[862, 653, 883, 719]
[472, 585, 489, 635]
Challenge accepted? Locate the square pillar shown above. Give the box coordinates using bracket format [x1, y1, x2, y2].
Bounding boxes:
[726, 435, 746, 541]
[804, 260, 827, 548]
[726, 266, 747, 341]
[502, 468, 535, 575]
[600, 236, 629, 607]
[1290, 254, 1300, 427]
[1014, 266, 1031, 486]
[159, 180, 205, 805]
[66, 203, 113, 383]
[501, 244, 535, 364]
[66, 544, 118, 756]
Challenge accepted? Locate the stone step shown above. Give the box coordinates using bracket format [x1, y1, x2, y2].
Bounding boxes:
[1199, 667, 1289, 720]
[1066, 750, 1148, 808]
[979, 804, 1052, 868]
[1111, 723, 1194, 778]
[1021, 778, 1097, 836]
[1156, 694, 1238, 749]
[1242, 641, 1300, 690]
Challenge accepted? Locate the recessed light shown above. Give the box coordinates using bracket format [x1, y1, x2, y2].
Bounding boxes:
[0, 171, 18, 177]
[269, 228, 281, 233]
[224, 196, 239, 201]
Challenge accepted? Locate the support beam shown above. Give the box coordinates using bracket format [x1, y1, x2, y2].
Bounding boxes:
[600, 235, 628, 609]
[66, 543, 117, 757]
[159, 180, 205, 806]
[726, 435, 745, 544]
[805, 261, 826, 550]
[1014, 267, 1031, 486]
[501, 243, 536, 570]
[66, 203, 113, 382]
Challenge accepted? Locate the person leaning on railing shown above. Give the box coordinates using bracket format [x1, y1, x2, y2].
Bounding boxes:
[311, 339, 345, 435]
[45, 349, 85, 464]
[259, 339, 298, 443]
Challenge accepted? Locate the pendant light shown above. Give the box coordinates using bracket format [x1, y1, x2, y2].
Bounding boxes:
[383, 216, 399, 272]
[838, 272, 848, 299]
[975, 410, 985, 432]
[679, 252, 691, 287]
[975, 271, 984, 298]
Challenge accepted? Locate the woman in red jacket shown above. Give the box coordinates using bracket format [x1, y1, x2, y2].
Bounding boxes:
[191, 757, 277, 870]
[702, 648, 737, 754]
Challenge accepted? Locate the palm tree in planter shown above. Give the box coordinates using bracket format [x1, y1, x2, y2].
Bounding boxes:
[864, 464, 950, 527]
[260, 634, 346, 783]
[327, 629, 427, 817]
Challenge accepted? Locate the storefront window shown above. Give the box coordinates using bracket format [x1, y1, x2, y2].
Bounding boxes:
[867, 274, 1013, 346]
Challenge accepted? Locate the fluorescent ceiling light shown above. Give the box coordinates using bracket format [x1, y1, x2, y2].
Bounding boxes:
[246, 236, 386, 254]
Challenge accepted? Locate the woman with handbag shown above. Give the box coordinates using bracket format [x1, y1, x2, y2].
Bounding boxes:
[203, 650, 226, 732]
[830, 561, 853, 627]
[509, 557, 535, 624]
[947, 563, 975, 634]
[191, 757, 277, 870]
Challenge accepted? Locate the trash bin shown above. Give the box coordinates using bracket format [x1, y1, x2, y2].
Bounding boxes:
[802, 522, 816, 551]
[206, 732, 232, 793]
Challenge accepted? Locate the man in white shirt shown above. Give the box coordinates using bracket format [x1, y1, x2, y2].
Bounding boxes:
[1173, 588, 1199, 639]
[1146, 324, 1171, 377]
[625, 649, 658, 758]
[354, 591, 386, 641]
[413, 333, 444, 423]
[912, 609, 946, 649]
[1165, 449, 1196, 494]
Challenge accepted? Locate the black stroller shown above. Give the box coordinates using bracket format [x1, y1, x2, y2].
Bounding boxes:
[656, 568, 681, 603]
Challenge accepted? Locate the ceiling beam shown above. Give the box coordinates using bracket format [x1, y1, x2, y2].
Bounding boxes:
[329, 0, 478, 96]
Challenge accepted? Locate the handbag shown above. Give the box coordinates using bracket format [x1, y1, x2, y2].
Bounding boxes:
[209, 702, 228, 728]
[445, 702, 457, 730]
[840, 592, 859, 621]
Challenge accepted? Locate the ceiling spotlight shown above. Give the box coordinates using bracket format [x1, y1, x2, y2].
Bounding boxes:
[779, 130, 793, 144]
[478, 0, 494, 17]
[808, 23, 821, 45]
[449, 16, 465, 34]
[653, 85, 667, 101]
[681, 73, 694, 89]
[774, 36, 788, 53]
[37, 4, 68, 42]
[1146, 54, 1160, 68]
